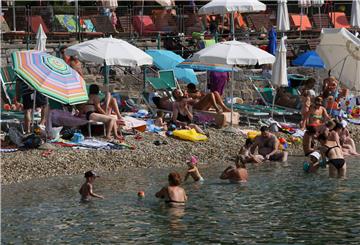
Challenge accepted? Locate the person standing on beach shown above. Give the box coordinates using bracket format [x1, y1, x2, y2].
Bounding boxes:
[79, 170, 104, 202]
[250, 126, 288, 162]
[220, 156, 248, 183]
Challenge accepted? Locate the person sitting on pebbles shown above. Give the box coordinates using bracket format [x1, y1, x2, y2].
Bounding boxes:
[250, 126, 288, 162]
[184, 156, 204, 182]
[239, 139, 265, 164]
[220, 156, 248, 183]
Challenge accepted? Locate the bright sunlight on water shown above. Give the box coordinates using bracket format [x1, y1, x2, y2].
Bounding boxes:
[2, 157, 360, 244]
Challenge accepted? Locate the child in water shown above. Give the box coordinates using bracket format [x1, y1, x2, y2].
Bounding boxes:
[239, 139, 264, 164]
[303, 151, 321, 173]
[154, 111, 168, 131]
[79, 170, 104, 202]
[184, 156, 204, 182]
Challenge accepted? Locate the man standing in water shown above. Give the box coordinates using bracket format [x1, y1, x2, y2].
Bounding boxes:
[250, 126, 288, 162]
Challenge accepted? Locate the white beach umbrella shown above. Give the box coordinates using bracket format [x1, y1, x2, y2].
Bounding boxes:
[101, 0, 118, 8]
[65, 37, 153, 67]
[35, 24, 47, 51]
[312, 0, 324, 28]
[193, 40, 275, 66]
[271, 36, 288, 117]
[277, 0, 290, 32]
[316, 28, 360, 90]
[298, 0, 311, 38]
[198, 0, 266, 37]
[351, 0, 360, 28]
[65, 37, 153, 98]
[192, 40, 275, 125]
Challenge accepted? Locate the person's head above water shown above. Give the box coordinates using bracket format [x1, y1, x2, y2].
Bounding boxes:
[89, 84, 100, 95]
[260, 126, 270, 138]
[84, 170, 99, 180]
[186, 155, 198, 167]
[168, 172, 182, 186]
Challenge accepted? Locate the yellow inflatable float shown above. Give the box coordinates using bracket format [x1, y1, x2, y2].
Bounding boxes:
[247, 131, 261, 140]
[172, 129, 208, 142]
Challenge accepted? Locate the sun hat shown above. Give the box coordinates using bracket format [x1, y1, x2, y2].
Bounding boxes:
[84, 170, 99, 178]
[186, 156, 198, 165]
[309, 151, 321, 160]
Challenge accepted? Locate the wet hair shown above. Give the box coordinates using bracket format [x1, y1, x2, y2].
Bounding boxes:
[245, 138, 253, 146]
[306, 125, 317, 135]
[260, 126, 269, 132]
[317, 133, 328, 142]
[187, 83, 197, 92]
[152, 96, 161, 108]
[89, 84, 100, 95]
[168, 172, 182, 186]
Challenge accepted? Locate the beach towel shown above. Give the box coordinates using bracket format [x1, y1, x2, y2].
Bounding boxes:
[55, 15, 77, 32]
[83, 19, 96, 32]
[123, 116, 147, 131]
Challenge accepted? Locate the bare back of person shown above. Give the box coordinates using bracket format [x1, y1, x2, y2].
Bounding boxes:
[79, 182, 91, 202]
[228, 168, 248, 183]
[303, 132, 315, 156]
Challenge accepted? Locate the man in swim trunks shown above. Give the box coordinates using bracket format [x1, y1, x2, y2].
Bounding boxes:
[250, 126, 288, 162]
[220, 155, 248, 183]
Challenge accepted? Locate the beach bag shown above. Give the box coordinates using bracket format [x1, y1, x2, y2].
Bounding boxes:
[23, 134, 42, 149]
[61, 128, 81, 140]
[8, 127, 24, 147]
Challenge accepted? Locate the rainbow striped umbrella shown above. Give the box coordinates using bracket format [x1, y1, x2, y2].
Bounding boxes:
[11, 51, 88, 105]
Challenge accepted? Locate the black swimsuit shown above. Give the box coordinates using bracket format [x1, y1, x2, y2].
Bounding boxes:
[164, 188, 185, 204]
[84, 103, 96, 120]
[325, 143, 345, 170]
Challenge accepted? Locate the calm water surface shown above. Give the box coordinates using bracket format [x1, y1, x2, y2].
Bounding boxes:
[2, 157, 360, 244]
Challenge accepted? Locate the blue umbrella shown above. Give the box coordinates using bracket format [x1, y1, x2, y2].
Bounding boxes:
[145, 49, 198, 84]
[268, 27, 277, 56]
[292, 51, 325, 68]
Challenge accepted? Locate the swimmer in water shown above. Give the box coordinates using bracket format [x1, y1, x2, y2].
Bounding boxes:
[156, 172, 187, 206]
[79, 170, 104, 202]
[184, 156, 204, 182]
[220, 156, 248, 183]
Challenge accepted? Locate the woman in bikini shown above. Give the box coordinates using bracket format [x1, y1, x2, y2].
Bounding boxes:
[186, 83, 231, 113]
[304, 96, 331, 128]
[81, 85, 124, 141]
[156, 172, 187, 206]
[172, 96, 205, 134]
[318, 133, 346, 178]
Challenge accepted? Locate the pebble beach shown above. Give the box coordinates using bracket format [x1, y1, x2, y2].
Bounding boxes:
[2, 124, 360, 185]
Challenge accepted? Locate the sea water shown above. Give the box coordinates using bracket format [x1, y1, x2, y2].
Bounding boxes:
[2, 157, 360, 244]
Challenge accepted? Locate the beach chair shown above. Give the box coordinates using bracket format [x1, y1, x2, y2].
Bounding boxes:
[229, 103, 270, 126]
[1, 16, 26, 42]
[312, 14, 332, 29]
[132, 15, 162, 36]
[91, 16, 116, 34]
[328, 12, 351, 28]
[290, 14, 312, 31]
[54, 15, 78, 33]
[28, 15, 71, 40]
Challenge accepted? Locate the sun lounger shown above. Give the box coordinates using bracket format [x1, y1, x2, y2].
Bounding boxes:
[229, 103, 269, 126]
[28, 15, 71, 40]
[290, 14, 312, 30]
[1, 15, 26, 41]
[133, 15, 159, 36]
[91, 16, 116, 34]
[328, 12, 351, 28]
[312, 14, 332, 29]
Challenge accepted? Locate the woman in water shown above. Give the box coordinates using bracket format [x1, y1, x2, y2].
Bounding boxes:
[302, 125, 317, 156]
[304, 96, 331, 128]
[318, 133, 346, 178]
[156, 172, 187, 206]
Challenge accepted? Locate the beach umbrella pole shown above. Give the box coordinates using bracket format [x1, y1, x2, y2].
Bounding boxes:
[318, 6, 322, 29]
[32, 90, 37, 132]
[12, 1, 16, 31]
[271, 88, 276, 118]
[231, 12, 235, 39]
[230, 66, 234, 126]
[300, 7, 303, 39]
[103, 61, 110, 112]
